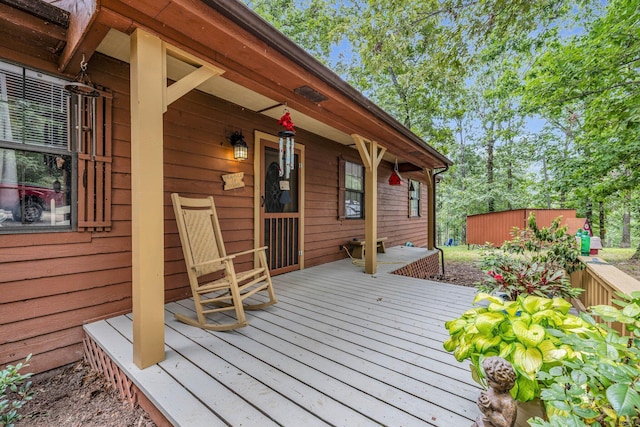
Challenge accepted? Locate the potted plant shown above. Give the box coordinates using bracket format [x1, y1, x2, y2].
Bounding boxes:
[445, 293, 595, 402]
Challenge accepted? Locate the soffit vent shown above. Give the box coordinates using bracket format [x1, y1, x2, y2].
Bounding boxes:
[293, 85, 328, 103]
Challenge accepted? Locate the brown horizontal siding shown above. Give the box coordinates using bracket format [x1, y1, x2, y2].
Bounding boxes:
[1, 52, 434, 374]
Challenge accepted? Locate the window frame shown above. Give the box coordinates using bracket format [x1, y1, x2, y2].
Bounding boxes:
[344, 161, 365, 219]
[0, 61, 75, 232]
[409, 179, 421, 217]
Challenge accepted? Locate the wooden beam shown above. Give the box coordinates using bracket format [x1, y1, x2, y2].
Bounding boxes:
[0, 3, 66, 41]
[0, 0, 69, 27]
[58, 1, 109, 74]
[164, 50, 224, 111]
[352, 134, 386, 275]
[130, 28, 166, 369]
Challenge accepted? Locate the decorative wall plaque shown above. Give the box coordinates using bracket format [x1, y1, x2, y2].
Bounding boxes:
[222, 172, 245, 190]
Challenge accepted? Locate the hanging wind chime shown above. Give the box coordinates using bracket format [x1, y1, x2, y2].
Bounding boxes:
[64, 55, 100, 160]
[388, 158, 403, 186]
[277, 107, 296, 205]
[277, 107, 296, 179]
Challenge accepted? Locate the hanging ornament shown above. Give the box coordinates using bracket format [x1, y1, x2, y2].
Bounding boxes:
[388, 158, 403, 186]
[277, 106, 296, 179]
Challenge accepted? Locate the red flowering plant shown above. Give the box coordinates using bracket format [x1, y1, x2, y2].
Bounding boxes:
[478, 251, 580, 300]
[477, 213, 583, 301]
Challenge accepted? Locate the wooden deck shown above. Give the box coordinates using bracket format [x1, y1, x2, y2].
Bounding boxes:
[84, 247, 481, 426]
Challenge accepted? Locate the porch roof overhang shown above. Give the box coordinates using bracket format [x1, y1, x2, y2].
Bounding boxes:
[0, 0, 451, 170]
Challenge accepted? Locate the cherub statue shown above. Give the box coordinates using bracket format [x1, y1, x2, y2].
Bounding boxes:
[471, 356, 517, 427]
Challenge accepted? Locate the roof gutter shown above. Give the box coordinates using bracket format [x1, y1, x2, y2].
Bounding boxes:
[201, 0, 453, 168]
[433, 164, 449, 276]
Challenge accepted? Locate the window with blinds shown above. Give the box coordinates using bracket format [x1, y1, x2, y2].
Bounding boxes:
[0, 60, 112, 232]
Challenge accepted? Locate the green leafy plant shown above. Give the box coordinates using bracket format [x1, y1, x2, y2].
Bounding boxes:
[0, 355, 33, 427]
[502, 213, 584, 275]
[477, 213, 584, 300]
[444, 293, 596, 402]
[530, 292, 640, 426]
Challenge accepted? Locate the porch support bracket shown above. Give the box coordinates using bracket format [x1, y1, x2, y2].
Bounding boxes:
[352, 134, 386, 274]
[163, 44, 225, 112]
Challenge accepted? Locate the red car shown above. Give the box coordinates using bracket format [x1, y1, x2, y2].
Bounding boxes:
[0, 182, 65, 223]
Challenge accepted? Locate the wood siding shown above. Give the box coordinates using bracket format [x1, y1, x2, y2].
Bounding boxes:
[466, 209, 577, 247]
[1, 54, 431, 373]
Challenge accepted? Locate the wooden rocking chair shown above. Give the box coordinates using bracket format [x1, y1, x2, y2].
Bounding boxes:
[171, 193, 277, 331]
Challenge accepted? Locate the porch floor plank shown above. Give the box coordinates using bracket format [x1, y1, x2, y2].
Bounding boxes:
[84, 247, 481, 426]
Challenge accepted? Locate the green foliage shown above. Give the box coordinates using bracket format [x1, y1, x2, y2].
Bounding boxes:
[477, 213, 583, 299]
[530, 295, 640, 426]
[0, 356, 33, 427]
[478, 252, 580, 301]
[503, 213, 584, 275]
[444, 293, 595, 402]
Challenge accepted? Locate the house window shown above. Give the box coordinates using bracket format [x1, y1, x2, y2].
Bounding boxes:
[0, 60, 112, 232]
[345, 161, 364, 219]
[0, 61, 73, 229]
[409, 179, 421, 217]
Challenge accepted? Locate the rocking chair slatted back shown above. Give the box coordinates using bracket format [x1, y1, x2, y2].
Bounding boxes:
[171, 193, 278, 331]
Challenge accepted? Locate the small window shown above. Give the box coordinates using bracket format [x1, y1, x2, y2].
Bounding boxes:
[345, 161, 364, 219]
[0, 60, 112, 232]
[409, 179, 420, 217]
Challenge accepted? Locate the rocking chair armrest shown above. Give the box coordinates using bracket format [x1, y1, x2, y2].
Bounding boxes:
[192, 255, 236, 270]
[229, 246, 269, 258]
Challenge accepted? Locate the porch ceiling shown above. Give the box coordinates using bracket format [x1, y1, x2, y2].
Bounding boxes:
[95, 28, 355, 150]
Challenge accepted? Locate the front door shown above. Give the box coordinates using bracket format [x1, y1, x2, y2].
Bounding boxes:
[258, 135, 304, 275]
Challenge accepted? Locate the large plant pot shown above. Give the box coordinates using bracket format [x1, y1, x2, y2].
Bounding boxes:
[515, 398, 546, 426]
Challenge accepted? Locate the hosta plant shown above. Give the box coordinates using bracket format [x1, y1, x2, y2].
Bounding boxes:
[444, 293, 598, 402]
[530, 293, 640, 427]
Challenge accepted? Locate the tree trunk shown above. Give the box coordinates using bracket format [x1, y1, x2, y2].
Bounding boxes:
[487, 138, 495, 212]
[621, 212, 631, 248]
[543, 156, 550, 209]
[599, 201, 606, 244]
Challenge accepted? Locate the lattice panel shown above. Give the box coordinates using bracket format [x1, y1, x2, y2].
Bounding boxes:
[391, 253, 440, 279]
[83, 333, 137, 408]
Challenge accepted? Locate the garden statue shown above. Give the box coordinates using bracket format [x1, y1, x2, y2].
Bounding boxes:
[472, 356, 517, 427]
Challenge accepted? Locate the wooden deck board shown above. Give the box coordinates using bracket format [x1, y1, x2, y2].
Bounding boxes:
[84, 247, 481, 426]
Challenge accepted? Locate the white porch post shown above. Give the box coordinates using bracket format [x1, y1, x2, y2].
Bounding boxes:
[130, 29, 166, 368]
[352, 134, 386, 274]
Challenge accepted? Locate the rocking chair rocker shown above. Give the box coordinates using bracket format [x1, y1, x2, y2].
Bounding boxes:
[171, 193, 277, 331]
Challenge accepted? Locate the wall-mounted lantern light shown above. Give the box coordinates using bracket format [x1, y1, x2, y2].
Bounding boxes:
[229, 131, 248, 160]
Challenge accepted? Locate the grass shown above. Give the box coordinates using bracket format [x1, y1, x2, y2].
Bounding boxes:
[597, 248, 637, 262]
[442, 245, 638, 264]
[441, 245, 482, 263]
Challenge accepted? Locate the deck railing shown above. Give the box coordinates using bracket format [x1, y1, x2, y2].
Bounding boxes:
[570, 256, 640, 334]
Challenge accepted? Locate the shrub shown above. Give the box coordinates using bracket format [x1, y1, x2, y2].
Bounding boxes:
[477, 213, 583, 300]
[0, 355, 33, 427]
